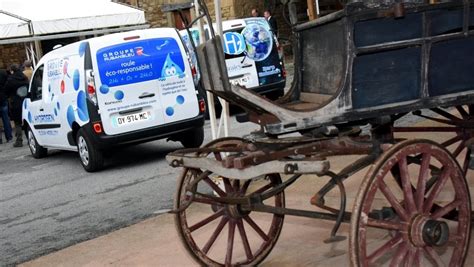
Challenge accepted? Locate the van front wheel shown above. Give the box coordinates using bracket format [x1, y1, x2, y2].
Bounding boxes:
[77, 128, 104, 172]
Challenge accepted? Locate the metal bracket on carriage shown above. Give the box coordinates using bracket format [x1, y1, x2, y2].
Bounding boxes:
[166, 153, 330, 180]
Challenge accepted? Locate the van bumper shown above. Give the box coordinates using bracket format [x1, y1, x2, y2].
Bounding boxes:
[84, 115, 205, 149]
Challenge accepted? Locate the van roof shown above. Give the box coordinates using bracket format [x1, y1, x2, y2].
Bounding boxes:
[37, 27, 179, 66]
[181, 17, 268, 34]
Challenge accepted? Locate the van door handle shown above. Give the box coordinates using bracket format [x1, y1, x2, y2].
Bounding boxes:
[139, 93, 155, 99]
[39, 108, 44, 111]
[242, 64, 253, 68]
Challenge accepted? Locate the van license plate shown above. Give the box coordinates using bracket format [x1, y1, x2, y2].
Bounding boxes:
[116, 111, 151, 126]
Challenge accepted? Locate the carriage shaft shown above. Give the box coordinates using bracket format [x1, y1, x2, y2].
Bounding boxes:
[244, 203, 352, 222]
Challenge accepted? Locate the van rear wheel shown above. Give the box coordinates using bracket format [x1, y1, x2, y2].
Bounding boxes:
[180, 126, 204, 148]
[27, 127, 48, 158]
[77, 128, 104, 172]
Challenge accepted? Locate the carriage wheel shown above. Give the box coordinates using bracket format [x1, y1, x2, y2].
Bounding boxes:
[393, 105, 474, 175]
[174, 138, 285, 266]
[350, 140, 471, 266]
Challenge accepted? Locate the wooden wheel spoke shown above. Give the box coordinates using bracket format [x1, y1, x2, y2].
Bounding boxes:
[189, 209, 225, 232]
[244, 215, 269, 241]
[413, 249, 421, 267]
[202, 217, 229, 254]
[225, 221, 236, 266]
[399, 157, 416, 214]
[431, 108, 463, 122]
[431, 199, 462, 220]
[233, 180, 241, 192]
[379, 180, 409, 221]
[237, 220, 253, 260]
[367, 235, 403, 263]
[423, 246, 446, 267]
[252, 182, 273, 195]
[423, 168, 451, 213]
[404, 249, 415, 267]
[389, 242, 408, 267]
[223, 178, 233, 193]
[416, 153, 431, 211]
[240, 180, 252, 195]
[367, 218, 404, 231]
[455, 106, 469, 120]
[452, 141, 466, 157]
[203, 177, 227, 197]
[191, 196, 222, 206]
[448, 234, 463, 243]
[462, 149, 471, 175]
[441, 135, 463, 149]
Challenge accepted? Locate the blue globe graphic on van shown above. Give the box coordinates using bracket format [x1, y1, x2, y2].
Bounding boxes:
[166, 107, 174, 116]
[176, 95, 185, 105]
[241, 24, 273, 62]
[114, 90, 124, 100]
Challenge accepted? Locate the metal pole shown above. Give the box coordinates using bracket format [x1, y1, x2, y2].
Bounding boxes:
[195, 0, 219, 139]
[214, 0, 229, 137]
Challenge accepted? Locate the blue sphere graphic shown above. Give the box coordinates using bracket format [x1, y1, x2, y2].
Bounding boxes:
[176, 95, 185, 105]
[28, 111, 32, 123]
[100, 84, 109, 94]
[79, 42, 87, 57]
[73, 70, 80, 91]
[77, 91, 89, 122]
[66, 105, 75, 128]
[115, 90, 124, 100]
[241, 24, 273, 62]
[166, 107, 174, 116]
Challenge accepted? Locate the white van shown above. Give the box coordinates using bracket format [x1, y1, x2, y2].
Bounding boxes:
[181, 17, 286, 101]
[23, 28, 206, 172]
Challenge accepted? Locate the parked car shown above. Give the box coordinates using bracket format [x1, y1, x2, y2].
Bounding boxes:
[23, 28, 206, 172]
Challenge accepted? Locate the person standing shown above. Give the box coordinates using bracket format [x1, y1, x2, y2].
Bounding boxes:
[251, 8, 260, 17]
[23, 60, 33, 81]
[0, 69, 13, 144]
[4, 64, 29, 147]
[264, 10, 278, 36]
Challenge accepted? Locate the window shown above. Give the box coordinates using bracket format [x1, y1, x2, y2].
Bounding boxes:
[30, 65, 43, 101]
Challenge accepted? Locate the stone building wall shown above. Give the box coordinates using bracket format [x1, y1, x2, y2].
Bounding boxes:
[0, 0, 301, 69]
[0, 44, 27, 69]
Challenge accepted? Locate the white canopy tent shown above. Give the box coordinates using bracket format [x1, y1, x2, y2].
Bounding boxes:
[0, 0, 148, 64]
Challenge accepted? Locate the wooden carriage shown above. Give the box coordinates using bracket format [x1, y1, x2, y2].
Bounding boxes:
[167, 1, 474, 266]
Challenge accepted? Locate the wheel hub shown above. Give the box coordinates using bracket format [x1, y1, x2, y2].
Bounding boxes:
[410, 215, 449, 247]
[227, 204, 250, 219]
